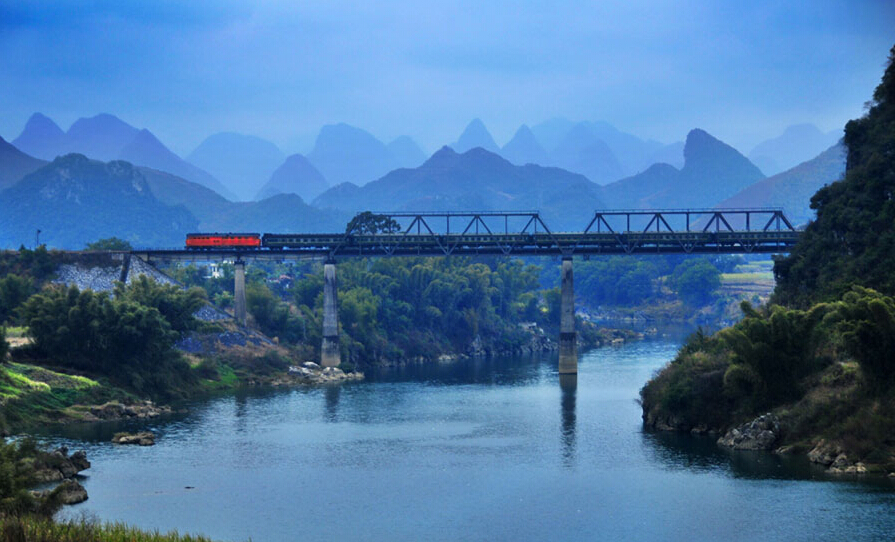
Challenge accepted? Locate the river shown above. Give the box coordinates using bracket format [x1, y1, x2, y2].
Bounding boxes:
[35, 335, 895, 541]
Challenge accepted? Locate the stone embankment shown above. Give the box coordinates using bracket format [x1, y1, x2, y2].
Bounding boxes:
[287, 362, 364, 384]
[54, 253, 177, 291]
[53, 252, 231, 323]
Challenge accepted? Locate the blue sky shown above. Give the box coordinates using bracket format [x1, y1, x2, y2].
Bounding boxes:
[1, 0, 892, 155]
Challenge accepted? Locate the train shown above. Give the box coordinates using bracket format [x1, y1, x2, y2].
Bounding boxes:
[185, 233, 346, 250]
[185, 233, 262, 248]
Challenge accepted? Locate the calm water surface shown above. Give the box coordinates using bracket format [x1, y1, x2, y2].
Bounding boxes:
[35, 337, 895, 541]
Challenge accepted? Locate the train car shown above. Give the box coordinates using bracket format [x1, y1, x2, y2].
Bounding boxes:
[185, 233, 262, 249]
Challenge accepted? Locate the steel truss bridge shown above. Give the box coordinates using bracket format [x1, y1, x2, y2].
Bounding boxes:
[134, 208, 800, 261]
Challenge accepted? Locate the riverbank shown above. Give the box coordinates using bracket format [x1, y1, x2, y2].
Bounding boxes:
[640, 295, 895, 478]
[33, 340, 895, 541]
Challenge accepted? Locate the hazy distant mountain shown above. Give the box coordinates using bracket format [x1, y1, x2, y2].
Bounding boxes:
[0, 136, 46, 190]
[64, 114, 141, 161]
[138, 167, 232, 225]
[644, 141, 685, 169]
[12, 113, 66, 160]
[0, 154, 196, 249]
[11, 112, 233, 200]
[452, 119, 500, 154]
[601, 163, 680, 209]
[200, 193, 346, 233]
[578, 121, 664, 175]
[530, 118, 576, 152]
[255, 154, 329, 202]
[125, 163, 340, 233]
[601, 129, 765, 210]
[550, 123, 624, 184]
[501, 125, 549, 165]
[387, 136, 427, 169]
[117, 129, 234, 200]
[187, 132, 285, 201]
[749, 124, 841, 176]
[307, 123, 397, 186]
[671, 129, 765, 206]
[313, 146, 604, 230]
[717, 142, 845, 227]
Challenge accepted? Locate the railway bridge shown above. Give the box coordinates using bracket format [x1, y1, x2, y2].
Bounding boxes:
[132, 209, 800, 375]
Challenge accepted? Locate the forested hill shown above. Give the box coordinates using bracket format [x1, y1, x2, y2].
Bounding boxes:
[773, 45, 895, 307]
[640, 46, 895, 473]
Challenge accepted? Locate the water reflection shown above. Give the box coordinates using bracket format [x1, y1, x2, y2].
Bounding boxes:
[559, 374, 577, 467]
[641, 427, 895, 487]
[365, 353, 549, 386]
[233, 394, 248, 434]
[324, 385, 341, 421]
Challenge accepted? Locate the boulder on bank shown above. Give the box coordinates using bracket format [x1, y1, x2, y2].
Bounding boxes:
[55, 479, 88, 504]
[112, 431, 156, 446]
[717, 413, 780, 450]
[807, 439, 843, 466]
[33, 447, 90, 482]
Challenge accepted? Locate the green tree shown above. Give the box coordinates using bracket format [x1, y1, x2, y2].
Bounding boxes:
[828, 286, 895, 394]
[114, 275, 206, 333]
[774, 45, 895, 306]
[346, 211, 401, 234]
[20, 285, 193, 398]
[0, 328, 7, 365]
[85, 237, 133, 251]
[673, 260, 721, 306]
[0, 275, 33, 325]
[718, 302, 828, 408]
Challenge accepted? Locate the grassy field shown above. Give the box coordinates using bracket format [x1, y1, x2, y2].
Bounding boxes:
[719, 260, 775, 301]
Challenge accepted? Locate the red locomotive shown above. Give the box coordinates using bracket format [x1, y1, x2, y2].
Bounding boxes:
[185, 233, 261, 249]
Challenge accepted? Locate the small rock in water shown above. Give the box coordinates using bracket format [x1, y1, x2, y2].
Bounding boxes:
[112, 431, 156, 446]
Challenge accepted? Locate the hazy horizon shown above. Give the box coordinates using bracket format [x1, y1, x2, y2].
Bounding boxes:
[1, 1, 893, 156]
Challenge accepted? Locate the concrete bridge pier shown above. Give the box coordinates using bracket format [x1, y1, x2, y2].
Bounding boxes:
[321, 259, 341, 368]
[558, 255, 577, 374]
[234, 259, 247, 326]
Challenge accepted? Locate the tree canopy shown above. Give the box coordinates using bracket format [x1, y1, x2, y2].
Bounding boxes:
[346, 212, 401, 234]
[774, 45, 895, 307]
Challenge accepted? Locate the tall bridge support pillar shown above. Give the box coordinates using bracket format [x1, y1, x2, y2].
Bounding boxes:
[558, 256, 577, 374]
[321, 259, 341, 368]
[234, 260, 247, 327]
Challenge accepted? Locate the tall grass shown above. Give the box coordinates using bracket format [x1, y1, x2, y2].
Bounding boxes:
[0, 517, 227, 542]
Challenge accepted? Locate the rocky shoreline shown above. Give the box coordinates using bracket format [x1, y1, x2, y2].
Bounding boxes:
[647, 411, 895, 478]
[30, 446, 91, 505]
[286, 362, 365, 384]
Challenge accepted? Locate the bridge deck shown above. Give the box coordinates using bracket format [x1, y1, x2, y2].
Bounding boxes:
[134, 230, 800, 260]
[132, 209, 801, 261]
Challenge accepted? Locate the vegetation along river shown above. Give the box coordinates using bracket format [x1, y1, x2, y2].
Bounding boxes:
[31, 334, 895, 541]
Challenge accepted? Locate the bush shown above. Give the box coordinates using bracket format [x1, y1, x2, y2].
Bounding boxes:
[114, 276, 206, 333]
[85, 237, 133, 251]
[0, 276, 33, 325]
[826, 286, 895, 395]
[19, 285, 195, 399]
